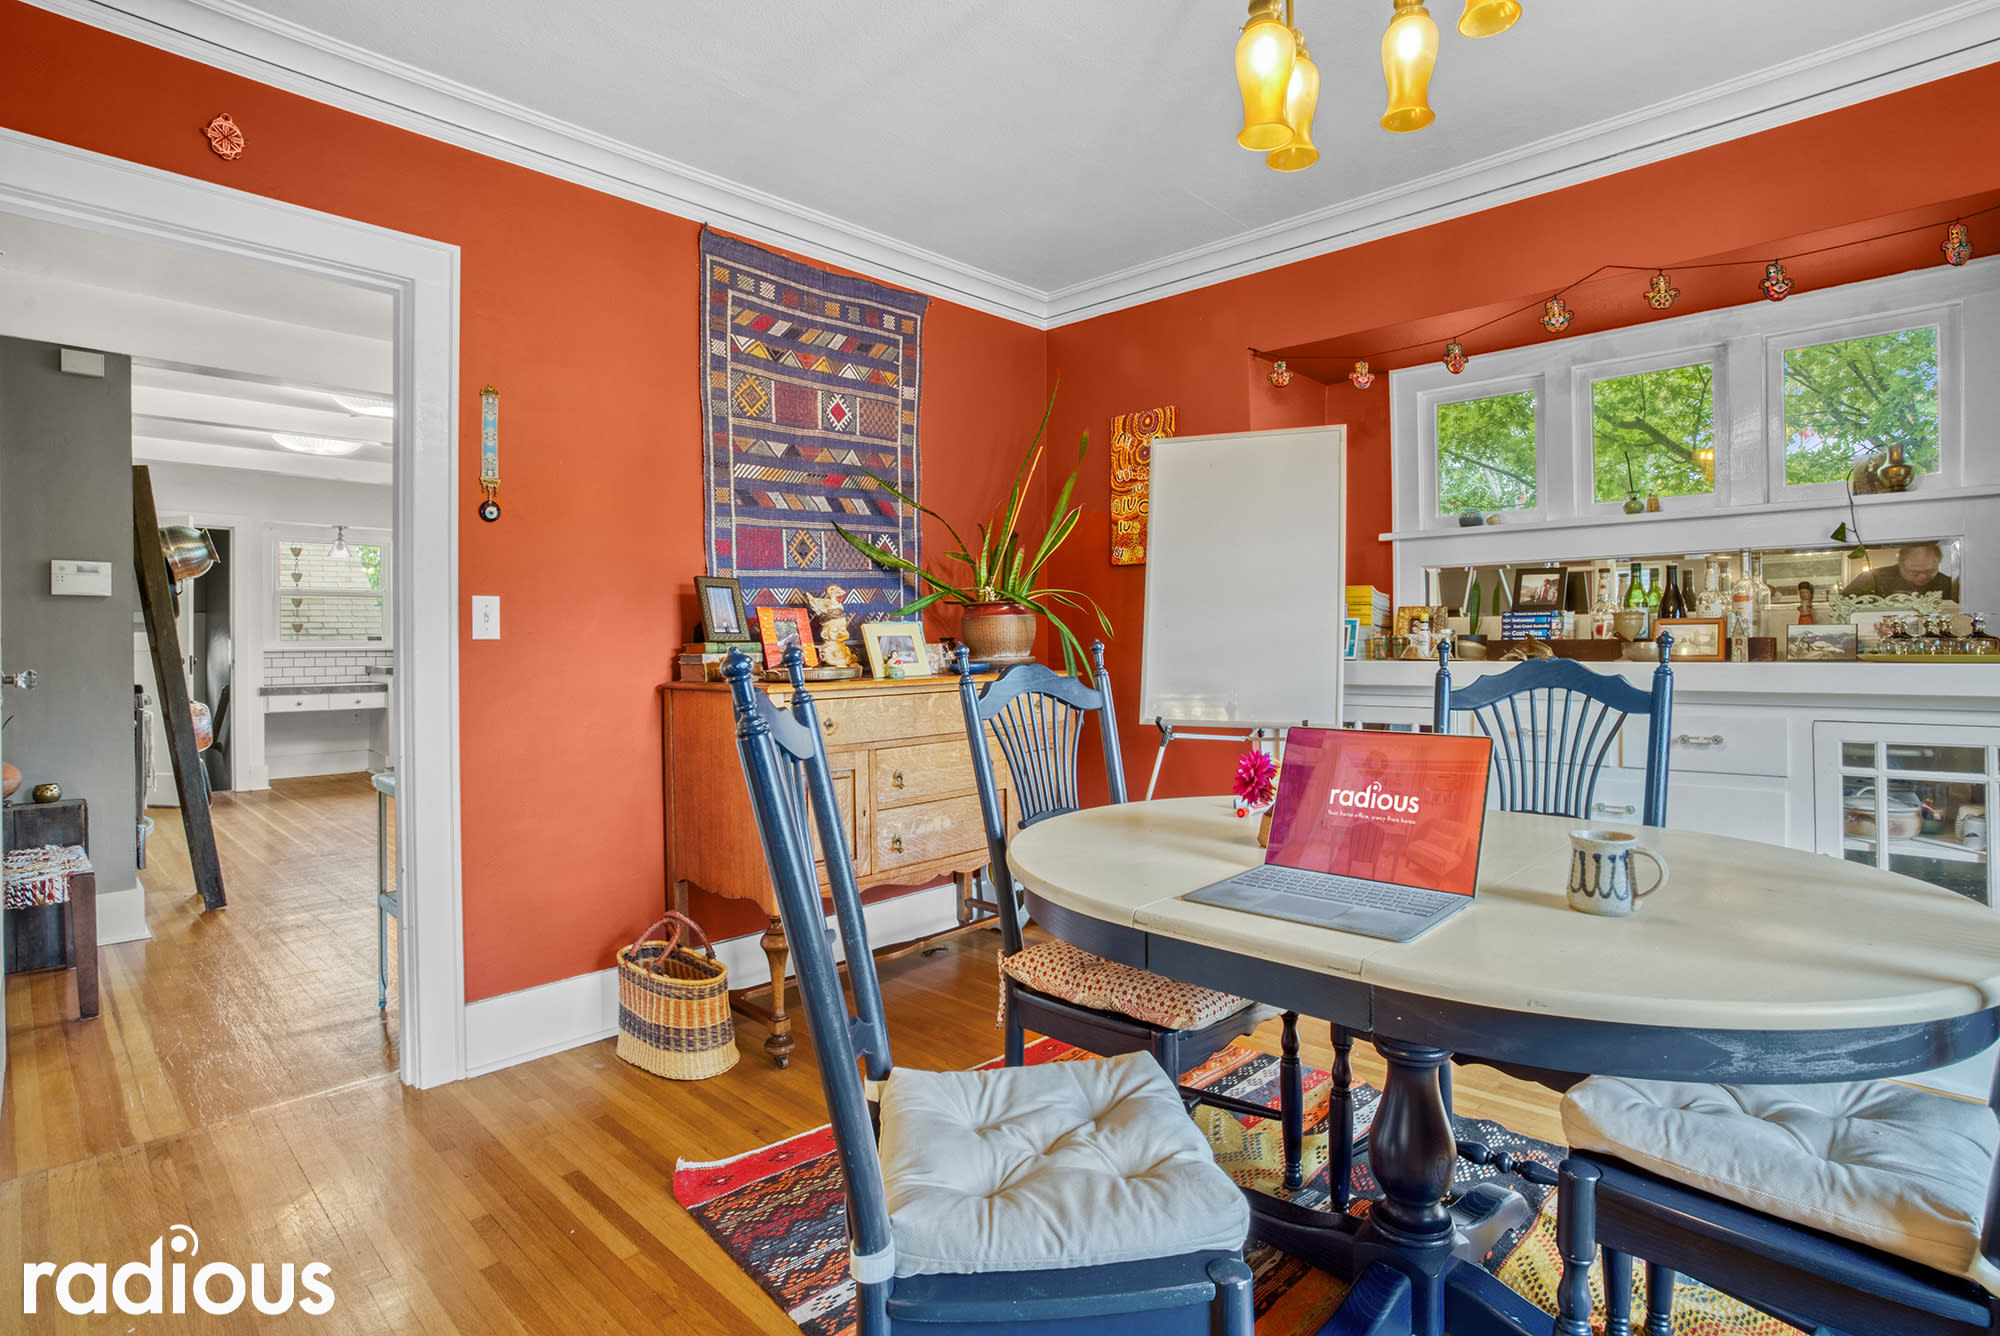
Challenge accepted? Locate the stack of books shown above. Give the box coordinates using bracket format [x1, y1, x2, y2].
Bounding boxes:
[1345, 586, 1390, 631]
[678, 641, 751, 682]
[1500, 611, 1563, 641]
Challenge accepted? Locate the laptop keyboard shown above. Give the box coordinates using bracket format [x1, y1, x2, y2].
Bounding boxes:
[1233, 864, 1442, 916]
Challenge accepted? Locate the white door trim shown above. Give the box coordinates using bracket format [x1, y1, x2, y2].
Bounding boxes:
[0, 126, 467, 1088]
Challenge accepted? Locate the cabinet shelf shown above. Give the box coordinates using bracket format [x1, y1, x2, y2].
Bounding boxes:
[1843, 833, 1989, 865]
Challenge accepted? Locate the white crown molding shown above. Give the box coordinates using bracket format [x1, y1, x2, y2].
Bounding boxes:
[26, 0, 2000, 330]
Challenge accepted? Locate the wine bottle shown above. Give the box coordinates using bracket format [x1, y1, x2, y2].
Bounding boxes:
[1728, 549, 1759, 660]
[1643, 568, 1661, 611]
[1465, 570, 1482, 627]
[1659, 563, 1687, 618]
[1622, 560, 1645, 609]
[1696, 559, 1728, 620]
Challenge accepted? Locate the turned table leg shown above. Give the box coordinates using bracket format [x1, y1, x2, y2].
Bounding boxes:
[760, 915, 794, 1068]
[1358, 1036, 1459, 1336]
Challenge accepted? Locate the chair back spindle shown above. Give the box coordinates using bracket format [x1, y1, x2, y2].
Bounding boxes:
[1434, 638, 1674, 827]
[725, 647, 895, 1278]
[957, 642, 1123, 957]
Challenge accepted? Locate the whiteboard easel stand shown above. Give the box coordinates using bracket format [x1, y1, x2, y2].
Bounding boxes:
[1143, 720, 1298, 802]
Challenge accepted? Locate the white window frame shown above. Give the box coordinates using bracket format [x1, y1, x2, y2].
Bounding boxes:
[1573, 343, 1730, 519]
[1417, 374, 1549, 529]
[1764, 303, 1958, 504]
[269, 526, 393, 649]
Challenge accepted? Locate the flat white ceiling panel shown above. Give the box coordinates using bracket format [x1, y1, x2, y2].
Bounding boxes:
[43, 0, 2000, 320]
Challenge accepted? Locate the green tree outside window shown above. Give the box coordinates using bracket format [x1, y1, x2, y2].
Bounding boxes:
[1782, 327, 1938, 485]
[1590, 363, 1715, 503]
[1436, 391, 1536, 516]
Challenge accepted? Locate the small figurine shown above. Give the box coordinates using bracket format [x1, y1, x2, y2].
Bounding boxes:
[1540, 297, 1573, 333]
[1943, 221, 1973, 267]
[1760, 261, 1794, 302]
[1267, 360, 1293, 388]
[1442, 340, 1469, 374]
[1797, 582, 1816, 626]
[1643, 271, 1680, 310]
[1349, 360, 1375, 389]
[802, 585, 857, 669]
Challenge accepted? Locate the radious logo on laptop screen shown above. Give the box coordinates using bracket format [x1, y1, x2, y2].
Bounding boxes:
[1265, 729, 1492, 896]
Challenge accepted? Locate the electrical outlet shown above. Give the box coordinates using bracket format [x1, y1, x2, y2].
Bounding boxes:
[472, 595, 500, 640]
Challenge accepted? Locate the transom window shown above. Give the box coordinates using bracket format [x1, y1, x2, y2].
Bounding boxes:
[276, 538, 386, 642]
[1589, 361, 1715, 504]
[1435, 390, 1537, 517]
[1781, 326, 1938, 487]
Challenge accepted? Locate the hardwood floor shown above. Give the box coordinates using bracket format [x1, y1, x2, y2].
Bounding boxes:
[1, 775, 1562, 1333]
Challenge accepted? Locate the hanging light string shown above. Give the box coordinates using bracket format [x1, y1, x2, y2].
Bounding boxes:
[1256, 204, 1998, 376]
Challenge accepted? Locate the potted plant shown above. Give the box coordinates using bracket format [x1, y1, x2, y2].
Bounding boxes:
[834, 387, 1111, 678]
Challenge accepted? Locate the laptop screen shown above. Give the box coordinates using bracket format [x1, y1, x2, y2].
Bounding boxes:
[1262, 728, 1494, 897]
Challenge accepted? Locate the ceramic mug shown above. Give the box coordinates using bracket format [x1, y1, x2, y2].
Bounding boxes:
[1566, 828, 1668, 916]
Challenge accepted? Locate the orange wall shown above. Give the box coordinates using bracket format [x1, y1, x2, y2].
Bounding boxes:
[1044, 62, 2000, 804]
[0, 1, 1047, 997]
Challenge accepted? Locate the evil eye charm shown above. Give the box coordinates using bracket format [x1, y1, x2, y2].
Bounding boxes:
[477, 498, 501, 522]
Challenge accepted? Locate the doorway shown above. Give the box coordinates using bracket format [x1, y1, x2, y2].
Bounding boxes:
[0, 126, 464, 1091]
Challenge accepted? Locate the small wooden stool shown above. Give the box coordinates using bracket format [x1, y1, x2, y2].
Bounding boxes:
[3, 841, 98, 1020]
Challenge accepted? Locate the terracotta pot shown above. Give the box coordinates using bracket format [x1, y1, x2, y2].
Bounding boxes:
[959, 601, 1038, 665]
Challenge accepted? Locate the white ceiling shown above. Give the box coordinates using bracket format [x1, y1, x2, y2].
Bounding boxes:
[33, 2, 2000, 323]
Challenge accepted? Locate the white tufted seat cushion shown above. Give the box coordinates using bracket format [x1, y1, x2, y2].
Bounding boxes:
[877, 1049, 1251, 1277]
[1564, 1076, 2000, 1295]
[999, 940, 1257, 1031]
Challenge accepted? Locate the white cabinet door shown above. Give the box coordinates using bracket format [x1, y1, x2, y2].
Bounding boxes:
[1813, 721, 1998, 907]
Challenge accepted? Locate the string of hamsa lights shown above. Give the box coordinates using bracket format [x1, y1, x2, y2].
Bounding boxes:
[1260, 212, 1991, 390]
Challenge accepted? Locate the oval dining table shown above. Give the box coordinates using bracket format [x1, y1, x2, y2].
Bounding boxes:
[1007, 795, 2000, 1336]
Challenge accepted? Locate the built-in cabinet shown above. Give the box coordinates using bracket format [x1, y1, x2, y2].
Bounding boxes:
[1813, 721, 1997, 907]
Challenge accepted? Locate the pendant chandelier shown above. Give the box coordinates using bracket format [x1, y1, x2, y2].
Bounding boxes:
[1235, 0, 1522, 171]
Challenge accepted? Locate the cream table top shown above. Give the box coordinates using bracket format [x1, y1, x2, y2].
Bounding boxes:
[1007, 797, 2000, 1036]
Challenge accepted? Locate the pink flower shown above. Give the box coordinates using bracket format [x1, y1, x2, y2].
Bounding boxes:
[1232, 751, 1279, 809]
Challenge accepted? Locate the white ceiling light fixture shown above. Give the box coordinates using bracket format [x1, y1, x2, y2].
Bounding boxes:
[330, 525, 352, 560]
[329, 393, 394, 418]
[273, 431, 367, 456]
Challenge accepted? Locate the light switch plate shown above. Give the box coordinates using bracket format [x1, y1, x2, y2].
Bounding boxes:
[472, 595, 500, 640]
[51, 558, 114, 596]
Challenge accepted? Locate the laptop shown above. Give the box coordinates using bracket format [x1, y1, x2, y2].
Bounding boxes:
[1183, 727, 1494, 943]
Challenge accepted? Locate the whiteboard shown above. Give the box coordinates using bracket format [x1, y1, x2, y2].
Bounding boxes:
[1139, 426, 1345, 728]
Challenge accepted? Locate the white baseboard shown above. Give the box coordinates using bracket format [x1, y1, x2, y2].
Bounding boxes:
[95, 884, 151, 944]
[459, 881, 965, 1079]
[267, 748, 374, 780]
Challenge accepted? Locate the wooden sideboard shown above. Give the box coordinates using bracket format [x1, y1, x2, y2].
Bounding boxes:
[662, 673, 1011, 1066]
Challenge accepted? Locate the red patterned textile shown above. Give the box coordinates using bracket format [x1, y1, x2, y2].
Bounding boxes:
[999, 940, 1255, 1031]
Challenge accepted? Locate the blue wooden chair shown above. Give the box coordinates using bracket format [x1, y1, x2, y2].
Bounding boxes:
[955, 644, 1309, 1189]
[1554, 1070, 2000, 1336]
[1320, 638, 1678, 1212]
[725, 647, 1255, 1336]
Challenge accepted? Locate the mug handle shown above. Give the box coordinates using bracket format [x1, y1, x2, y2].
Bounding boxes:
[1631, 848, 1670, 897]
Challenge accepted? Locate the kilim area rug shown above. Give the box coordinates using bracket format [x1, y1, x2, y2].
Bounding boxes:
[701, 230, 928, 617]
[673, 1039, 1801, 1336]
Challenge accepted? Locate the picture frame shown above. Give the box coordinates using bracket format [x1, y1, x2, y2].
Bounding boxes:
[693, 575, 753, 642]
[861, 620, 931, 679]
[1786, 622, 1858, 662]
[1343, 617, 1360, 660]
[1849, 609, 1910, 649]
[1654, 616, 1725, 661]
[1511, 567, 1566, 612]
[755, 606, 820, 669]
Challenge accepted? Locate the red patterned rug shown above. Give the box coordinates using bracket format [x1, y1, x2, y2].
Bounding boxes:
[672, 1039, 1799, 1336]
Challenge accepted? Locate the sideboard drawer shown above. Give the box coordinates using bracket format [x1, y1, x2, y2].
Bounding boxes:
[803, 688, 964, 748]
[875, 739, 1003, 808]
[1622, 709, 1791, 777]
[873, 793, 985, 872]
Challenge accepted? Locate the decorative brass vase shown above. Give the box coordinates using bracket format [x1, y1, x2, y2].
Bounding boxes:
[31, 782, 62, 803]
[958, 601, 1038, 665]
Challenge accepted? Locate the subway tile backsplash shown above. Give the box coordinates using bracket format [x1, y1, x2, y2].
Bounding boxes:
[263, 648, 395, 686]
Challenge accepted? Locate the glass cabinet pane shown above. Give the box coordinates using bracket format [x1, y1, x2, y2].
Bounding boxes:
[1841, 742, 1876, 769]
[1886, 744, 1986, 774]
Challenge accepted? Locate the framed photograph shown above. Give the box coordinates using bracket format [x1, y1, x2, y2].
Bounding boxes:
[1343, 617, 1360, 660]
[1512, 567, 1566, 612]
[1786, 623, 1858, 662]
[693, 575, 753, 642]
[862, 620, 931, 679]
[755, 606, 820, 669]
[1654, 616, 1725, 661]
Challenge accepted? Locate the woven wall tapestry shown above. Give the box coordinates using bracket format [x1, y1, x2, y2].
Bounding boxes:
[702, 230, 928, 616]
[1109, 405, 1174, 565]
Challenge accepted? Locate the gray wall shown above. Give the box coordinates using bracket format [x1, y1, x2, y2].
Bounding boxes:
[0, 337, 137, 896]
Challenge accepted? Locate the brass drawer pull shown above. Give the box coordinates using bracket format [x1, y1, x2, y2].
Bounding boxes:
[892, 769, 905, 788]
[822, 717, 837, 734]
[890, 834, 903, 853]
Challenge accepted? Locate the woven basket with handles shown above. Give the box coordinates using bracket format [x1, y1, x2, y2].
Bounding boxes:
[615, 912, 739, 1080]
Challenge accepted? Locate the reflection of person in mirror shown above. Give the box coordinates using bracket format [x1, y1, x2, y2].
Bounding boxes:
[1841, 541, 1959, 601]
[705, 588, 741, 635]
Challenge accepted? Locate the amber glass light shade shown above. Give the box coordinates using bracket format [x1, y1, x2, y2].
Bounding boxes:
[1457, 0, 1521, 37]
[1380, 0, 1440, 133]
[1266, 38, 1320, 171]
[1236, 0, 1299, 151]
